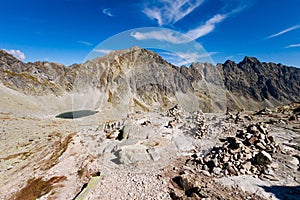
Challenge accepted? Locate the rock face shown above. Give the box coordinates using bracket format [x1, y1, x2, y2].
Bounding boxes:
[1, 48, 300, 112]
[0, 50, 73, 95]
[220, 57, 300, 110]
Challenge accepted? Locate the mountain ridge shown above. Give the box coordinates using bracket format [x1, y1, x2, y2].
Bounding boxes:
[1, 48, 299, 112]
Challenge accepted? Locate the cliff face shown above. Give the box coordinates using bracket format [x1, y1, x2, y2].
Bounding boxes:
[219, 57, 300, 110]
[1, 48, 299, 112]
[0, 50, 72, 96]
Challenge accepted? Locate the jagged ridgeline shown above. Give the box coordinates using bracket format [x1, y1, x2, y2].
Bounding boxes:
[0, 47, 299, 113]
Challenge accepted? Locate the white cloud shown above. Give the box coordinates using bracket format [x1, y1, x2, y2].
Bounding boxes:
[4, 49, 26, 61]
[102, 8, 114, 17]
[136, 0, 250, 44]
[143, 0, 204, 26]
[266, 25, 300, 39]
[131, 29, 190, 44]
[161, 51, 218, 66]
[185, 14, 227, 40]
[131, 14, 226, 44]
[93, 49, 112, 54]
[77, 40, 94, 46]
[285, 43, 300, 48]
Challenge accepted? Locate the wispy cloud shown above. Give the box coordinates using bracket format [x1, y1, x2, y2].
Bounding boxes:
[285, 43, 300, 48]
[143, 0, 204, 26]
[4, 49, 26, 61]
[77, 40, 94, 46]
[185, 14, 227, 40]
[161, 51, 218, 65]
[266, 25, 300, 39]
[131, 29, 189, 44]
[102, 8, 114, 17]
[131, 14, 226, 44]
[93, 49, 112, 54]
[136, 1, 250, 44]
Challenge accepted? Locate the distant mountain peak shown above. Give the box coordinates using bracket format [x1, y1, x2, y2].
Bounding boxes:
[241, 56, 259, 64]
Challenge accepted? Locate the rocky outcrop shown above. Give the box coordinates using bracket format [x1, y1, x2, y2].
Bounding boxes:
[0, 50, 72, 96]
[220, 57, 300, 110]
[1, 48, 299, 112]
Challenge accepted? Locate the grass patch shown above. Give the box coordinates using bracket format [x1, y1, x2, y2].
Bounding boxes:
[14, 176, 66, 200]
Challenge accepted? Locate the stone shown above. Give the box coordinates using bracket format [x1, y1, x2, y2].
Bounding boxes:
[259, 133, 266, 141]
[288, 115, 296, 121]
[256, 151, 272, 166]
[222, 156, 230, 162]
[288, 156, 300, 169]
[202, 165, 208, 171]
[257, 125, 267, 135]
[200, 170, 211, 177]
[243, 161, 252, 171]
[248, 136, 259, 145]
[212, 158, 219, 167]
[245, 133, 252, 140]
[117, 144, 151, 164]
[226, 165, 237, 175]
[147, 148, 160, 161]
[256, 142, 266, 150]
[245, 153, 252, 160]
[203, 156, 210, 163]
[213, 167, 222, 175]
[167, 104, 184, 118]
[248, 125, 259, 135]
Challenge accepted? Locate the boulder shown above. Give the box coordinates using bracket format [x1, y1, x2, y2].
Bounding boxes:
[256, 151, 272, 166]
[117, 144, 151, 164]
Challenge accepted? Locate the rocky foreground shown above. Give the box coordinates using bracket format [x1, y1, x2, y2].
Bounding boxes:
[0, 96, 299, 199]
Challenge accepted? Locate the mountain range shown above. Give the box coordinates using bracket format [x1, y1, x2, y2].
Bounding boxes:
[1, 47, 299, 112]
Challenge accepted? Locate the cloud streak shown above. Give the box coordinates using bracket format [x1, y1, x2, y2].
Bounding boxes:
[185, 14, 227, 40]
[285, 43, 300, 48]
[143, 0, 204, 26]
[4, 49, 26, 61]
[131, 14, 227, 44]
[161, 51, 218, 66]
[77, 40, 94, 46]
[131, 29, 189, 44]
[102, 8, 114, 17]
[266, 25, 300, 39]
[136, 0, 250, 44]
[93, 49, 112, 54]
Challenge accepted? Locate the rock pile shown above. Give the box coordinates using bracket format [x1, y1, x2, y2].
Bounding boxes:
[103, 120, 124, 140]
[166, 106, 208, 138]
[255, 107, 272, 115]
[183, 110, 208, 138]
[187, 122, 280, 178]
[166, 104, 184, 118]
[166, 105, 184, 128]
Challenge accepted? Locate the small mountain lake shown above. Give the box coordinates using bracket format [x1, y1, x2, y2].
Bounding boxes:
[55, 110, 98, 119]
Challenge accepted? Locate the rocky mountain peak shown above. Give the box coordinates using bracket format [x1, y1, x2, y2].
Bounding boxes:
[241, 56, 259, 64]
[0, 49, 25, 72]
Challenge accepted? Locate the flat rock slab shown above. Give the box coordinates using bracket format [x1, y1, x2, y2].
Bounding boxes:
[117, 144, 151, 164]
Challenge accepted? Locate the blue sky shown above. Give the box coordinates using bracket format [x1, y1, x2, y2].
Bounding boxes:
[0, 0, 299, 67]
